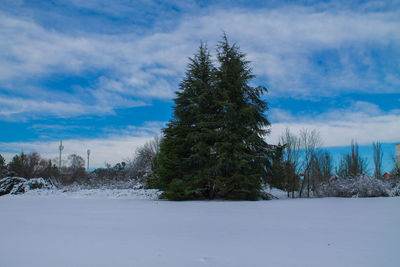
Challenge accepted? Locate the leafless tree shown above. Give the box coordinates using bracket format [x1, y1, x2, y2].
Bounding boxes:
[280, 128, 301, 172]
[278, 128, 330, 198]
[298, 129, 323, 198]
[336, 140, 367, 178]
[319, 151, 333, 180]
[279, 128, 301, 198]
[309, 150, 332, 196]
[127, 136, 161, 184]
[61, 154, 86, 184]
[68, 154, 85, 170]
[7, 152, 41, 178]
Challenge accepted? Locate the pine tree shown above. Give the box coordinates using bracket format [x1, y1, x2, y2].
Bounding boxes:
[0, 154, 7, 178]
[213, 35, 271, 200]
[156, 36, 271, 200]
[156, 44, 217, 200]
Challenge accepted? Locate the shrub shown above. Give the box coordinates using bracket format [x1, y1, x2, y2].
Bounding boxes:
[319, 175, 390, 197]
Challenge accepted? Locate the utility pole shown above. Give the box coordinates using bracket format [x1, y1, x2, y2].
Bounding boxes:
[87, 149, 91, 170]
[59, 141, 64, 169]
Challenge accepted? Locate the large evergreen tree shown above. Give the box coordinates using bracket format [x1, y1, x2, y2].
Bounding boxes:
[213, 36, 271, 200]
[156, 36, 271, 200]
[156, 44, 218, 200]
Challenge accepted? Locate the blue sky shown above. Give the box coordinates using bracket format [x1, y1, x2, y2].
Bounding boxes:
[0, 0, 399, 170]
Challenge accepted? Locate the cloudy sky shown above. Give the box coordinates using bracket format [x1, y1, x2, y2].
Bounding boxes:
[0, 0, 399, 169]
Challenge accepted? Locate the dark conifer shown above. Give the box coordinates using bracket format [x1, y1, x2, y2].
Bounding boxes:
[213, 35, 271, 200]
[156, 44, 217, 200]
[156, 36, 271, 200]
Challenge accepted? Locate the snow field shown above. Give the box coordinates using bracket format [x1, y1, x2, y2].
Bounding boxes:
[0, 196, 399, 267]
[8, 187, 161, 200]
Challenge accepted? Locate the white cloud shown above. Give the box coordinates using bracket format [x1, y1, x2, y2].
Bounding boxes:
[2, 108, 398, 168]
[0, 5, 399, 119]
[0, 122, 165, 168]
[0, 96, 146, 121]
[268, 103, 400, 147]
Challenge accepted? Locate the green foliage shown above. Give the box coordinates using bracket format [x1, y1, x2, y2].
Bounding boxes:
[0, 154, 5, 167]
[0, 154, 7, 178]
[155, 36, 271, 200]
[156, 43, 217, 199]
[269, 144, 286, 190]
[211, 35, 271, 200]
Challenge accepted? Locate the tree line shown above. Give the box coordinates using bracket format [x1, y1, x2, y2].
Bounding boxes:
[0, 137, 160, 188]
[149, 36, 399, 200]
[1, 131, 397, 195]
[268, 129, 399, 198]
[1, 35, 399, 199]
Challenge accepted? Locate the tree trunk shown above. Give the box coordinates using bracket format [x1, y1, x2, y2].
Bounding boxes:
[299, 174, 305, 198]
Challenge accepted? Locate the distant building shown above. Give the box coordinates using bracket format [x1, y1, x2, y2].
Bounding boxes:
[396, 143, 400, 168]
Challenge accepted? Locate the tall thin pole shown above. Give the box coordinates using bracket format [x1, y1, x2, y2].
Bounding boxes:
[59, 141, 64, 169]
[87, 149, 91, 170]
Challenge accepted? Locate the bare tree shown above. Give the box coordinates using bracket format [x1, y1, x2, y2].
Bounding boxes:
[27, 157, 59, 181]
[309, 150, 332, 196]
[319, 151, 333, 180]
[373, 141, 383, 178]
[7, 152, 42, 178]
[128, 136, 161, 185]
[336, 140, 367, 178]
[63, 154, 86, 184]
[278, 128, 329, 198]
[280, 128, 301, 172]
[279, 128, 301, 198]
[298, 129, 322, 198]
[68, 154, 85, 170]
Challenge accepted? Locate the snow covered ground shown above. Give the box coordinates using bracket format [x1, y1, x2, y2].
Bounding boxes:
[7, 187, 162, 200]
[0, 192, 399, 267]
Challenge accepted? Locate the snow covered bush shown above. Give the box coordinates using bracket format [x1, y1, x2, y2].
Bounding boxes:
[127, 136, 160, 187]
[0, 177, 27, 196]
[384, 176, 400, 196]
[390, 182, 400, 196]
[319, 175, 390, 197]
[0, 177, 52, 196]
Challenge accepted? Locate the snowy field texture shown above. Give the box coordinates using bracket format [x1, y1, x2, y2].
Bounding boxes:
[6, 187, 162, 200]
[0, 195, 399, 267]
